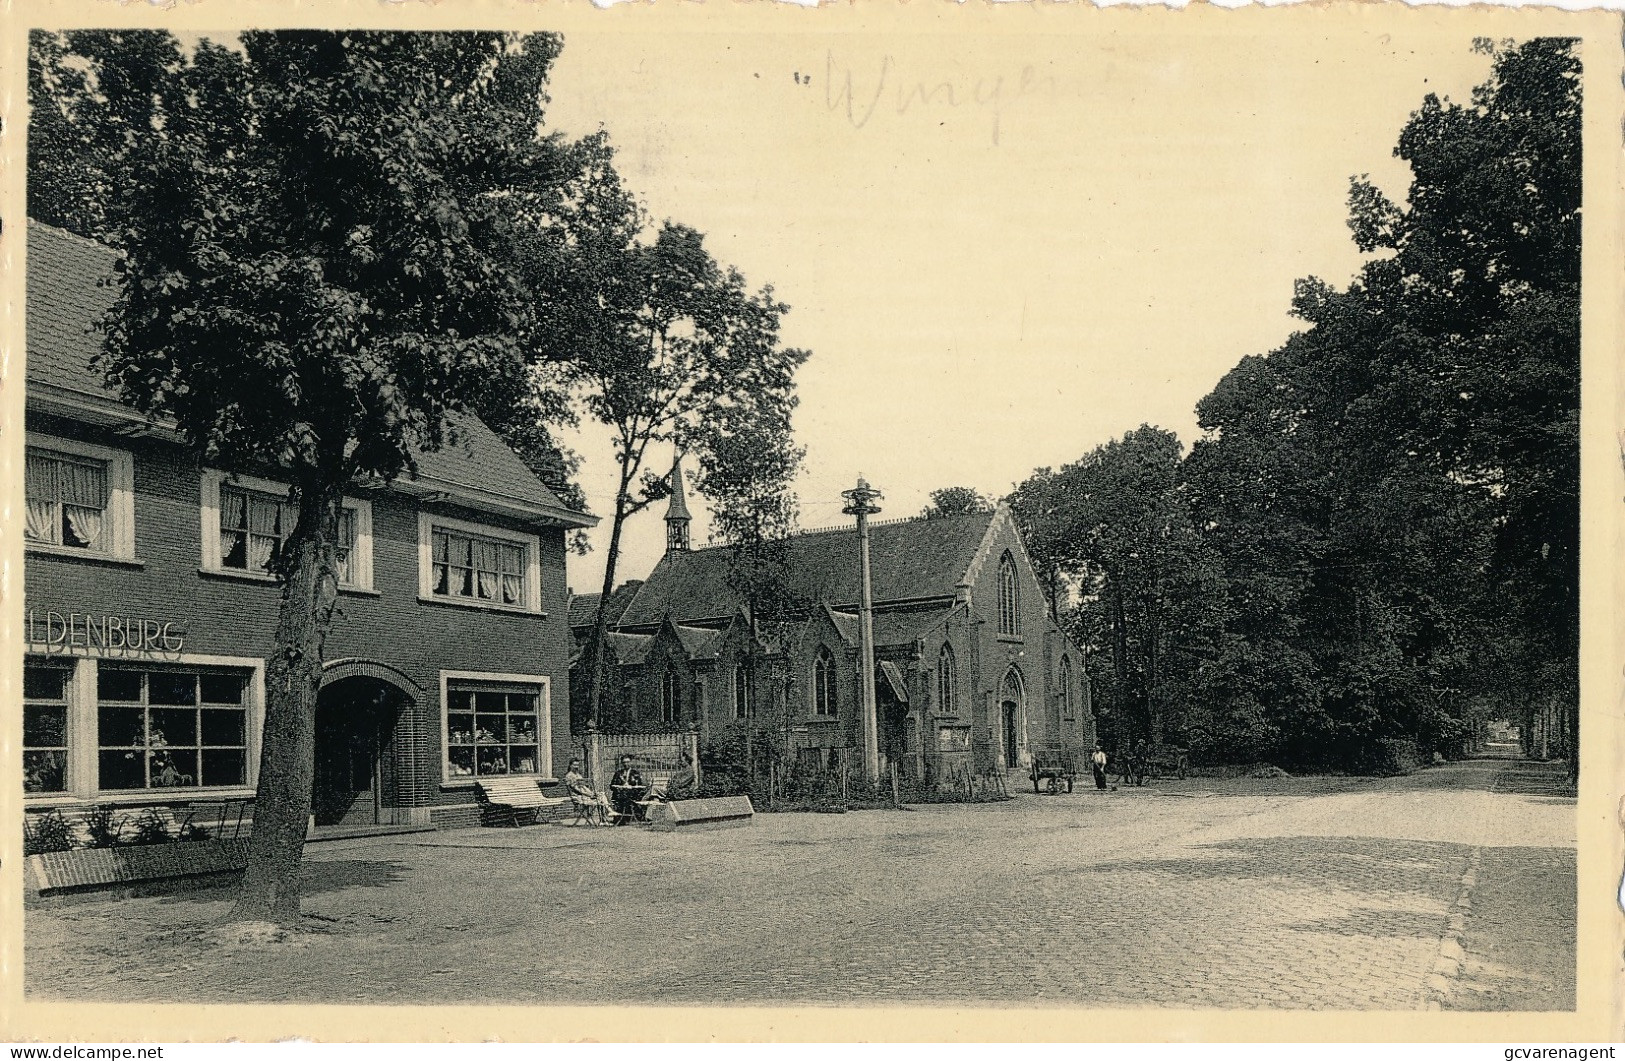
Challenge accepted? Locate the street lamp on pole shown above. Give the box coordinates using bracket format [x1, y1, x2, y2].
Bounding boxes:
[842, 476, 883, 784]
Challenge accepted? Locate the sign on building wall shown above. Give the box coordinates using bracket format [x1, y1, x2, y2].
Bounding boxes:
[24, 608, 187, 657]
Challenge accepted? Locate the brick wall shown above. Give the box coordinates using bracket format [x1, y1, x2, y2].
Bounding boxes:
[24, 412, 575, 821]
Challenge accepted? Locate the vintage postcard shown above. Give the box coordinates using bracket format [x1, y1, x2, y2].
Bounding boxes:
[0, 0, 1619, 1044]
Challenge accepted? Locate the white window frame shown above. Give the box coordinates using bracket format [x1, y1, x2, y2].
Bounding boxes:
[24, 651, 265, 805]
[439, 670, 552, 786]
[24, 432, 137, 561]
[417, 512, 542, 614]
[200, 470, 373, 591]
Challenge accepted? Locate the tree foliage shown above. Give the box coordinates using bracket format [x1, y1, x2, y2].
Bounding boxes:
[28, 29, 598, 920]
[1012, 39, 1579, 772]
[920, 486, 994, 519]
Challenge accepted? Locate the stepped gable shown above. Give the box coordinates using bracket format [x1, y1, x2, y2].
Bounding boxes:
[614, 509, 997, 630]
[25, 220, 582, 521]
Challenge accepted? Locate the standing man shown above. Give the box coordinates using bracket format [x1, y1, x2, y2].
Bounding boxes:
[1091, 745, 1108, 790]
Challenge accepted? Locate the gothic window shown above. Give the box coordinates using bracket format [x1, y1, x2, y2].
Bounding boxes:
[661, 668, 680, 724]
[937, 644, 957, 716]
[733, 664, 754, 720]
[813, 647, 837, 717]
[1059, 656, 1075, 720]
[997, 551, 1020, 637]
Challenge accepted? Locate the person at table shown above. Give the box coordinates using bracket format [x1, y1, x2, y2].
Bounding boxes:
[661, 752, 698, 802]
[609, 755, 646, 823]
[563, 758, 616, 821]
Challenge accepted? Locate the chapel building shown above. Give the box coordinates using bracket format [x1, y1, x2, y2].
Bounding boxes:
[569, 464, 1094, 784]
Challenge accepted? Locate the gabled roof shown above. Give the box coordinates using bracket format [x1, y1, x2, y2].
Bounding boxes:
[25, 220, 592, 528]
[615, 509, 997, 629]
[673, 624, 722, 660]
[568, 580, 643, 631]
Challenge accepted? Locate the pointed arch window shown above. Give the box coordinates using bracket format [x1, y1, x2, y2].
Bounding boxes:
[813, 647, 837, 717]
[937, 644, 957, 717]
[997, 551, 1021, 637]
[1059, 655, 1074, 721]
[661, 668, 680, 724]
[733, 664, 754, 720]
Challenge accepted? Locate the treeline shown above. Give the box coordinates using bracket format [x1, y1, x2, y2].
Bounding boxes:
[1009, 40, 1580, 773]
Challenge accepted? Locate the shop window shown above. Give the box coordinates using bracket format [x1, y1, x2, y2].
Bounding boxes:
[733, 664, 753, 720]
[997, 551, 1020, 637]
[444, 680, 544, 780]
[419, 514, 540, 613]
[813, 646, 837, 717]
[201, 471, 371, 590]
[23, 436, 135, 559]
[23, 664, 71, 794]
[96, 667, 249, 790]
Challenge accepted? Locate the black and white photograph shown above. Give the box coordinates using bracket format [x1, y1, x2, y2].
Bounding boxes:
[5, 2, 1616, 1043]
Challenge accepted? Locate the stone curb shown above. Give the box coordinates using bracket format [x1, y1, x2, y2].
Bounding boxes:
[1422, 847, 1482, 1010]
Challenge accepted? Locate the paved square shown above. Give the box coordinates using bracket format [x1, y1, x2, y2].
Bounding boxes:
[25, 758, 1574, 1010]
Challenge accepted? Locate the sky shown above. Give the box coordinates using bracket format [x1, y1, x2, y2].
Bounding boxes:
[531, 22, 1494, 597]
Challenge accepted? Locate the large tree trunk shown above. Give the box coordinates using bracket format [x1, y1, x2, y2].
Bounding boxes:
[231, 481, 344, 924]
[585, 490, 630, 746]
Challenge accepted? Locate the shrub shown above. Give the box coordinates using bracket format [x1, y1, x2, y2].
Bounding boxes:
[23, 810, 76, 855]
[129, 808, 176, 846]
[82, 805, 127, 848]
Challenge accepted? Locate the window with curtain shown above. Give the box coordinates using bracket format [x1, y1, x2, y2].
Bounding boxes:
[661, 668, 680, 723]
[1059, 656, 1075, 720]
[937, 644, 957, 716]
[432, 528, 526, 606]
[997, 551, 1021, 637]
[25, 447, 109, 551]
[813, 646, 837, 717]
[733, 664, 754, 720]
[219, 484, 292, 574]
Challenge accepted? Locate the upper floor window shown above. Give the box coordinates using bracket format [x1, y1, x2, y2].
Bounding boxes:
[734, 664, 754, 721]
[937, 643, 957, 716]
[24, 435, 136, 559]
[661, 668, 681, 724]
[201, 470, 371, 590]
[417, 513, 541, 613]
[1059, 655, 1075, 720]
[813, 646, 837, 717]
[997, 551, 1021, 637]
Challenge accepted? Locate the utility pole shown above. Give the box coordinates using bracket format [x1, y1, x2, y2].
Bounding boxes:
[843, 476, 883, 783]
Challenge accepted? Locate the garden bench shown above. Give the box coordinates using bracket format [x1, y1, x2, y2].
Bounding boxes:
[475, 777, 566, 827]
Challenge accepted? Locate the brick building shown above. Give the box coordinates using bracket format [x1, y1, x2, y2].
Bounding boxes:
[570, 463, 1093, 784]
[21, 221, 594, 833]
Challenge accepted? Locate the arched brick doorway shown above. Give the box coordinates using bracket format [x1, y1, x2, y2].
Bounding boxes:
[314, 661, 419, 828]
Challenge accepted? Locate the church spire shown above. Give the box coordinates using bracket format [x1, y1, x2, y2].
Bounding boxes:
[665, 453, 692, 554]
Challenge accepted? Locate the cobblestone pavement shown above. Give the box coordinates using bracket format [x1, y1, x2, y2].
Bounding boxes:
[25, 758, 1575, 1009]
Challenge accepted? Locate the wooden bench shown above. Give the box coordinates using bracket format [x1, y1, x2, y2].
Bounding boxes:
[475, 777, 566, 827]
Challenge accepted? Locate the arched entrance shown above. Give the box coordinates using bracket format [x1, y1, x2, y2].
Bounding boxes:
[876, 662, 911, 779]
[313, 670, 413, 828]
[1000, 667, 1025, 769]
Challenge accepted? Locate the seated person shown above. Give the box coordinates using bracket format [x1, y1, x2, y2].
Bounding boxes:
[608, 755, 646, 823]
[660, 753, 698, 803]
[563, 758, 616, 821]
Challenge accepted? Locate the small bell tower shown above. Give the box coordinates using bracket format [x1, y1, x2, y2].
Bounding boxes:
[664, 454, 692, 554]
